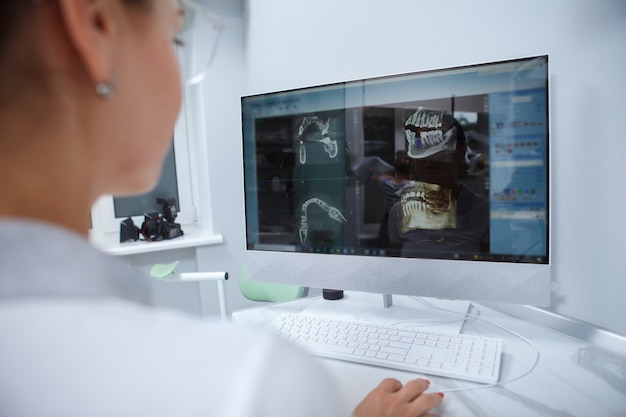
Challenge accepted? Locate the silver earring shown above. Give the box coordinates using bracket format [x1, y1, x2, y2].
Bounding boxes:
[95, 80, 116, 100]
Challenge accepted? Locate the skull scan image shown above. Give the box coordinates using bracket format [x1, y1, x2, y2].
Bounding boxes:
[398, 181, 457, 234]
[405, 108, 458, 160]
[405, 110, 468, 189]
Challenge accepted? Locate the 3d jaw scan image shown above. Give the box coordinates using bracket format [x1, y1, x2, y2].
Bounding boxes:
[299, 196, 347, 245]
[296, 116, 337, 164]
[294, 112, 344, 166]
[398, 181, 457, 233]
[404, 108, 459, 160]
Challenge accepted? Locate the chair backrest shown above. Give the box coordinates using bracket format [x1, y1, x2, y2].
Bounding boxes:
[150, 261, 181, 279]
[238, 264, 306, 303]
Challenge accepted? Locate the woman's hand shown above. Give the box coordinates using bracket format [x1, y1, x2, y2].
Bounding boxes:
[352, 378, 443, 417]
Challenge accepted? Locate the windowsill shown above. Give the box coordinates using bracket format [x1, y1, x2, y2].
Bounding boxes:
[89, 224, 223, 256]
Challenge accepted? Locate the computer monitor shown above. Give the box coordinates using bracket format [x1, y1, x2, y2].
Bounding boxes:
[241, 55, 551, 307]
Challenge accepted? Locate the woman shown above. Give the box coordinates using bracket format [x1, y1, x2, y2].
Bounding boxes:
[0, 1, 444, 416]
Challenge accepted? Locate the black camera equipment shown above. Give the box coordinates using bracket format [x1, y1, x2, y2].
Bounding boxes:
[119, 197, 184, 243]
[119, 217, 140, 243]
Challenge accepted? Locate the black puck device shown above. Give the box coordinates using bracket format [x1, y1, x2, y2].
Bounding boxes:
[322, 289, 344, 300]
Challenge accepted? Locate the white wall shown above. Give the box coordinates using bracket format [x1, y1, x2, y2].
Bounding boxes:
[192, 10, 259, 314]
[124, 0, 626, 338]
[242, 0, 626, 336]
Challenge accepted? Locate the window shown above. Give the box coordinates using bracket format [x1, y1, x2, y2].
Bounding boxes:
[90, 109, 195, 237]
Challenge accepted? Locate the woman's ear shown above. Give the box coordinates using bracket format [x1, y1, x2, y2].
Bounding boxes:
[56, 0, 117, 85]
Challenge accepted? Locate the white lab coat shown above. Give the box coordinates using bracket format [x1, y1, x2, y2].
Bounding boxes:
[0, 220, 349, 417]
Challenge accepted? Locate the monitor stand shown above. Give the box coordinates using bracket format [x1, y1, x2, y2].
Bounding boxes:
[301, 291, 471, 335]
[383, 293, 393, 308]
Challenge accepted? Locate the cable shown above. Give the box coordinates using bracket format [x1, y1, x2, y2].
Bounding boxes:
[404, 296, 541, 394]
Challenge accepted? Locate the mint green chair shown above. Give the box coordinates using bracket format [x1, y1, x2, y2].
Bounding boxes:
[151, 261, 229, 321]
[238, 264, 307, 303]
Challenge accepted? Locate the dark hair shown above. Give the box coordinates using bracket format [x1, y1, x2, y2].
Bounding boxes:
[0, 0, 151, 55]
[123, 0, 152, 9]
[0, 2, 26, 55]
[394, 154, 411, 176]
[439, 113, 466, 147]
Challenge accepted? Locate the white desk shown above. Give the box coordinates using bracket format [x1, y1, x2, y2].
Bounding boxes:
[233, 292, 626, 417]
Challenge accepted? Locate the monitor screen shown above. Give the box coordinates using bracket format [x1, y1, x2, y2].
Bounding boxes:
[242, 56, 551, 306]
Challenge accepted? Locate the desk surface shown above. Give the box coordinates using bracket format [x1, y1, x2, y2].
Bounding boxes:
[233, 292, 626, 417]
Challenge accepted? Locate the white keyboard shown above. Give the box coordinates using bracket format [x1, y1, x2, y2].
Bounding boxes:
[271, 313, 502, 384]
